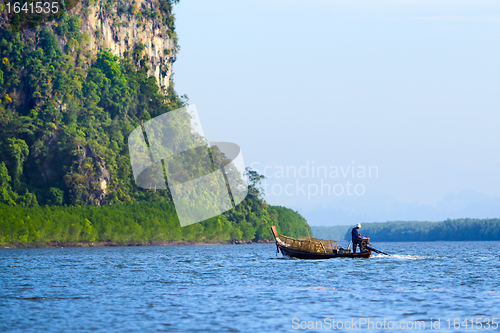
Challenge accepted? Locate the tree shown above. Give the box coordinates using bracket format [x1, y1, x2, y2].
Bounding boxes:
[0, 162, 16, 205]
[4, 138, 29, 191]
[245, 167, 265, 198]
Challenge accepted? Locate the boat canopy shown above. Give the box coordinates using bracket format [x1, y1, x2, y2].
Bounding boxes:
[277, 235, 338, 254]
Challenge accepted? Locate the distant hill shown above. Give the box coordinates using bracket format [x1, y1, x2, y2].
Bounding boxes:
[311, 225, 351, 241]
[312, 218, 500, 242]
[302, 190, 500, 226]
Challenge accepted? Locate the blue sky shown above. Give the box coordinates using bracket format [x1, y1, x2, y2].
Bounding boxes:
[172, 0, 500, 225]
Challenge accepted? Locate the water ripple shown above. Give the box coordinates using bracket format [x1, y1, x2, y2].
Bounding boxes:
[0, 242, 499, 332]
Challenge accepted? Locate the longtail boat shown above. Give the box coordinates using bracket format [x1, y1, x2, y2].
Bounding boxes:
[271, 226, 372, 259]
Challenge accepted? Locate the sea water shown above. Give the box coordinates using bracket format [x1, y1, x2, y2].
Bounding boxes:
[1, 242, 499, 332]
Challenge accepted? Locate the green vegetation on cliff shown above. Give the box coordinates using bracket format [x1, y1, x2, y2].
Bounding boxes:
[0, 15, 183, 206]
[0, 4, 310, 246]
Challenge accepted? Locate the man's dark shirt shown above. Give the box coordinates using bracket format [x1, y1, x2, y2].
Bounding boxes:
[351, 227, 359, 243]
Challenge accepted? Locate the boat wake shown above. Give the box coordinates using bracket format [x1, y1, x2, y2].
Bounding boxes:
[372, 254, 429, 260]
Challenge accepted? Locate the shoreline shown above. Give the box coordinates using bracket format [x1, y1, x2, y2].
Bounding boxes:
[0, 239, 275, 249]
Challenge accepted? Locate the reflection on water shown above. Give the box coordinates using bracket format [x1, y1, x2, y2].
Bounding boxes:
[1, 242, 500, 332]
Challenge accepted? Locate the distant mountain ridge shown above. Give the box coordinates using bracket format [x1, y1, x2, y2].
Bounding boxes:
[302, 189, 500, 226]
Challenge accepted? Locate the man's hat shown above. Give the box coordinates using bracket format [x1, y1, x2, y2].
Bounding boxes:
[356, 223, 361, 228]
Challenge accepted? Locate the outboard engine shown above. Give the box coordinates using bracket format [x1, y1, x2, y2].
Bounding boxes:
[359, 237, 370, 253]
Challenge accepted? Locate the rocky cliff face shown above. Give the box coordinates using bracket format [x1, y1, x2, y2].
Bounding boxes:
[77, 0, 177, 88]
[3, 0, 178, 89]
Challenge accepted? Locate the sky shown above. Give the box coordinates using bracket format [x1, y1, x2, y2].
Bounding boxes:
[172, 0, 500, 225]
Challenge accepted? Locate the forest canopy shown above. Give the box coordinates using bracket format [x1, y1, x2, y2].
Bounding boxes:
[312, 219, 500, 242]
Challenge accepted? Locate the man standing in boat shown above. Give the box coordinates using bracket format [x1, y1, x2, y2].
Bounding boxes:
[351, 223, 361, 253]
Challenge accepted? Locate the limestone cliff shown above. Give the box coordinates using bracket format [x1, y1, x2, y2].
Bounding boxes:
[2, 0, 178, 89]
[76, 0, 178, 89]
[0, 0, 181, 206]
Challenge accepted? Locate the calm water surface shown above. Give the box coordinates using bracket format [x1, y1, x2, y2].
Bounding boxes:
[1, 242, 500, 332]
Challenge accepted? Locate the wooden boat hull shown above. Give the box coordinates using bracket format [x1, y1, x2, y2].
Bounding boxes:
[279, 245, 371, 259]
